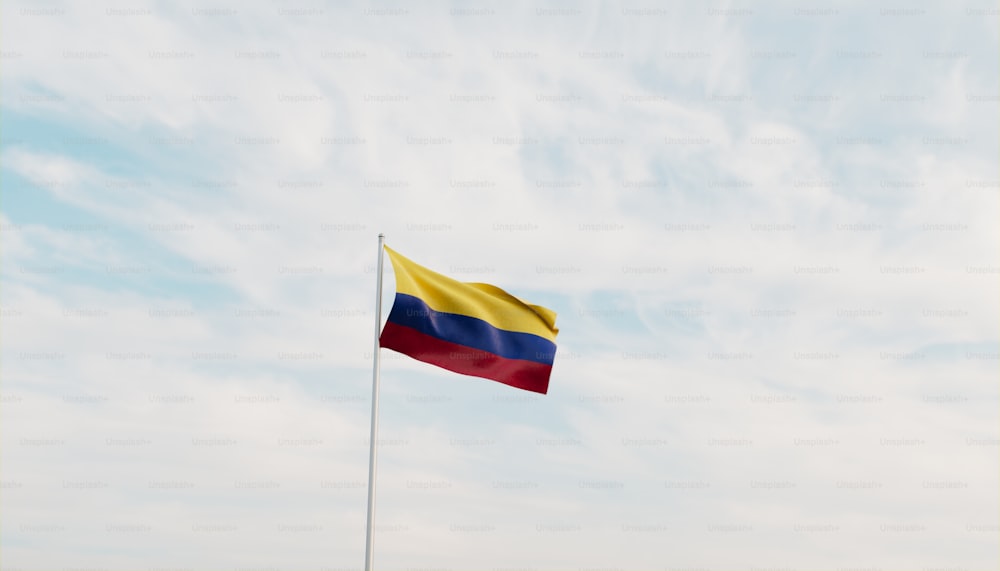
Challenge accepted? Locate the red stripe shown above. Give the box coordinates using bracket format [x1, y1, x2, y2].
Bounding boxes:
[380, 321, 552, 394]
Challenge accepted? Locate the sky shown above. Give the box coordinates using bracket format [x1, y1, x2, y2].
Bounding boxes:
[1, 1, 998, 570]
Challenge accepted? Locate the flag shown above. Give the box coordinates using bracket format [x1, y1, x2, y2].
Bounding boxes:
[378, 246, 559, 394]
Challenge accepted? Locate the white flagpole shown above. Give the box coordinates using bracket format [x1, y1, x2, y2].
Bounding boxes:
[364, 233, 385, 571]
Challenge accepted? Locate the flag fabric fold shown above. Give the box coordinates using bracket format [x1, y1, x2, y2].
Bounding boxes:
[378, 245, 559, 394]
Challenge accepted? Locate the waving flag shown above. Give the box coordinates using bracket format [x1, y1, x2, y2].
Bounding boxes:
[378, 246, 559, 394]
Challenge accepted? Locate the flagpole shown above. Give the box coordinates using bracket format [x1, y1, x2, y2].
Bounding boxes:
[364, 233, 385, 571]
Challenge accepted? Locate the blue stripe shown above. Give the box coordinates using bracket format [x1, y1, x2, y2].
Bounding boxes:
[385, 293, 556, 365]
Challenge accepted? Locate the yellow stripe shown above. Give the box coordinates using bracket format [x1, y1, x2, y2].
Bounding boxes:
[384, 245, 558, 342]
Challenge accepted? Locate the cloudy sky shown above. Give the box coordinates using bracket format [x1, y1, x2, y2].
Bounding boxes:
[1, 1, 998, 569]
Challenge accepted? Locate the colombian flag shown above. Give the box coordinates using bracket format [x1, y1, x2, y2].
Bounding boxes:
[379, 246, 559, 394]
